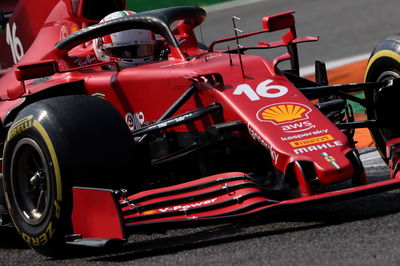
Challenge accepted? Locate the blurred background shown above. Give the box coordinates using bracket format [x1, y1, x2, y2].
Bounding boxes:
[126, 0, 231, 11]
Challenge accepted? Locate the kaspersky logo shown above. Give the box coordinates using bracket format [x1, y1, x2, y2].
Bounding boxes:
[257, 103, 312, 124]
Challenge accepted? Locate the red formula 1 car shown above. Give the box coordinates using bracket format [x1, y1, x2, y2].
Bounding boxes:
[1, 0, 400, 257]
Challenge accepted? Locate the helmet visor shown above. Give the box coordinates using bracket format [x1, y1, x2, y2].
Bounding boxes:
[104, 44, 155, 59]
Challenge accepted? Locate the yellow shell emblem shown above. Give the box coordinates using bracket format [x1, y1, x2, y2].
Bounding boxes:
[71, 24, 80, 33]
[257, 103, 310, 124]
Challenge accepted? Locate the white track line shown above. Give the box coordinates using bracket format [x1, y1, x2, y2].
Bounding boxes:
[203, 0, 268, 13]
[300, 53, 371, 77]
[359, 150, 382, 162]
[204, 1, 371, 78]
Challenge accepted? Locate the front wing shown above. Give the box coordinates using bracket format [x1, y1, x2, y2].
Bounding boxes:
[69, 169, 400, 247]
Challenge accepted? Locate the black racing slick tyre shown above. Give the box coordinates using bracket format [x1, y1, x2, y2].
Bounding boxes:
[2, 95, 136, 257]
[365, 35, 400, 160]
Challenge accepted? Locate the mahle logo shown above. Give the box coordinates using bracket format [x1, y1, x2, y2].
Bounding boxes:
[257, 103, 311, 124]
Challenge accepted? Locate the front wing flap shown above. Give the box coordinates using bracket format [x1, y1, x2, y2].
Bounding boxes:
[69, 171, 400, 246]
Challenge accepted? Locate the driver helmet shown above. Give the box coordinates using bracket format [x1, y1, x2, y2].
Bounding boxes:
[93, 10, 156, 68]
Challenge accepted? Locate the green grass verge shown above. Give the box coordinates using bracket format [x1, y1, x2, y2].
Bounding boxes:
[350, 92, 365, 114]
[126, 0, 232, 12]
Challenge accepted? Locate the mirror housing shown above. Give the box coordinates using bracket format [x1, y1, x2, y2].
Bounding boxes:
[262, 11, 295, 32]
[15, 60, 59, 81]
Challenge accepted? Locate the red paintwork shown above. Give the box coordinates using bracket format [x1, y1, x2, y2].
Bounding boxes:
[71, 170, 400, 238]
[121, 172, 272, 225]
[0, 0, 59, 68]
[386, 137, 400, 178]
[72, 187, 125, 239]
[0, 2, 355, 194]
[1, 1, 397, 244]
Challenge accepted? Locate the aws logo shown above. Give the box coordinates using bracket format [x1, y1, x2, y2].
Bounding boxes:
[257, 103, 311, 124]
[281, 121, 316, 133]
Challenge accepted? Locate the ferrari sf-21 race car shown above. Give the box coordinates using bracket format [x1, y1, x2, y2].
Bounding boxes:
[0, 0, 400, 257]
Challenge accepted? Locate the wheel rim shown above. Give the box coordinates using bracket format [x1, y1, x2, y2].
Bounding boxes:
[372, 70, 400, 145]
[10, 138, 52, 225]
[377, 70, 400, 81]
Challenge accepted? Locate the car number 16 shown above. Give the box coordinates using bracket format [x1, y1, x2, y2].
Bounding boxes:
[233, 79, 288, 101]
[6, 23, 24, 64]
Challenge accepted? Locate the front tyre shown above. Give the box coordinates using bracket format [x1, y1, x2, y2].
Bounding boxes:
[365, 35, 400, 159]
[2, 95, 136, 256]
[3, 112, 72, 257]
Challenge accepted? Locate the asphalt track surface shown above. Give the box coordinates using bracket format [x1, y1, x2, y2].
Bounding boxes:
[2, 0, 400, 265]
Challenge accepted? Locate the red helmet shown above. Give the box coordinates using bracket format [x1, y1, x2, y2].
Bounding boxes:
[93, 10, 156, 68]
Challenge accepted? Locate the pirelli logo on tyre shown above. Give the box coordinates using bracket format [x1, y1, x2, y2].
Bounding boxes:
[257, 103, 311, 124]
[7, 115, 33, 141]
[289, 134, 334, 148]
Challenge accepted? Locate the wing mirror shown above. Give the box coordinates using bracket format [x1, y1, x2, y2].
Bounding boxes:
[262, 11, 295, 32]
[15, 60, 59, 81]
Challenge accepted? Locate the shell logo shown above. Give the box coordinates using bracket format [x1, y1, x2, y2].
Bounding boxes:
[71, 24, 80, 33]
[257, 103, 311, 124]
